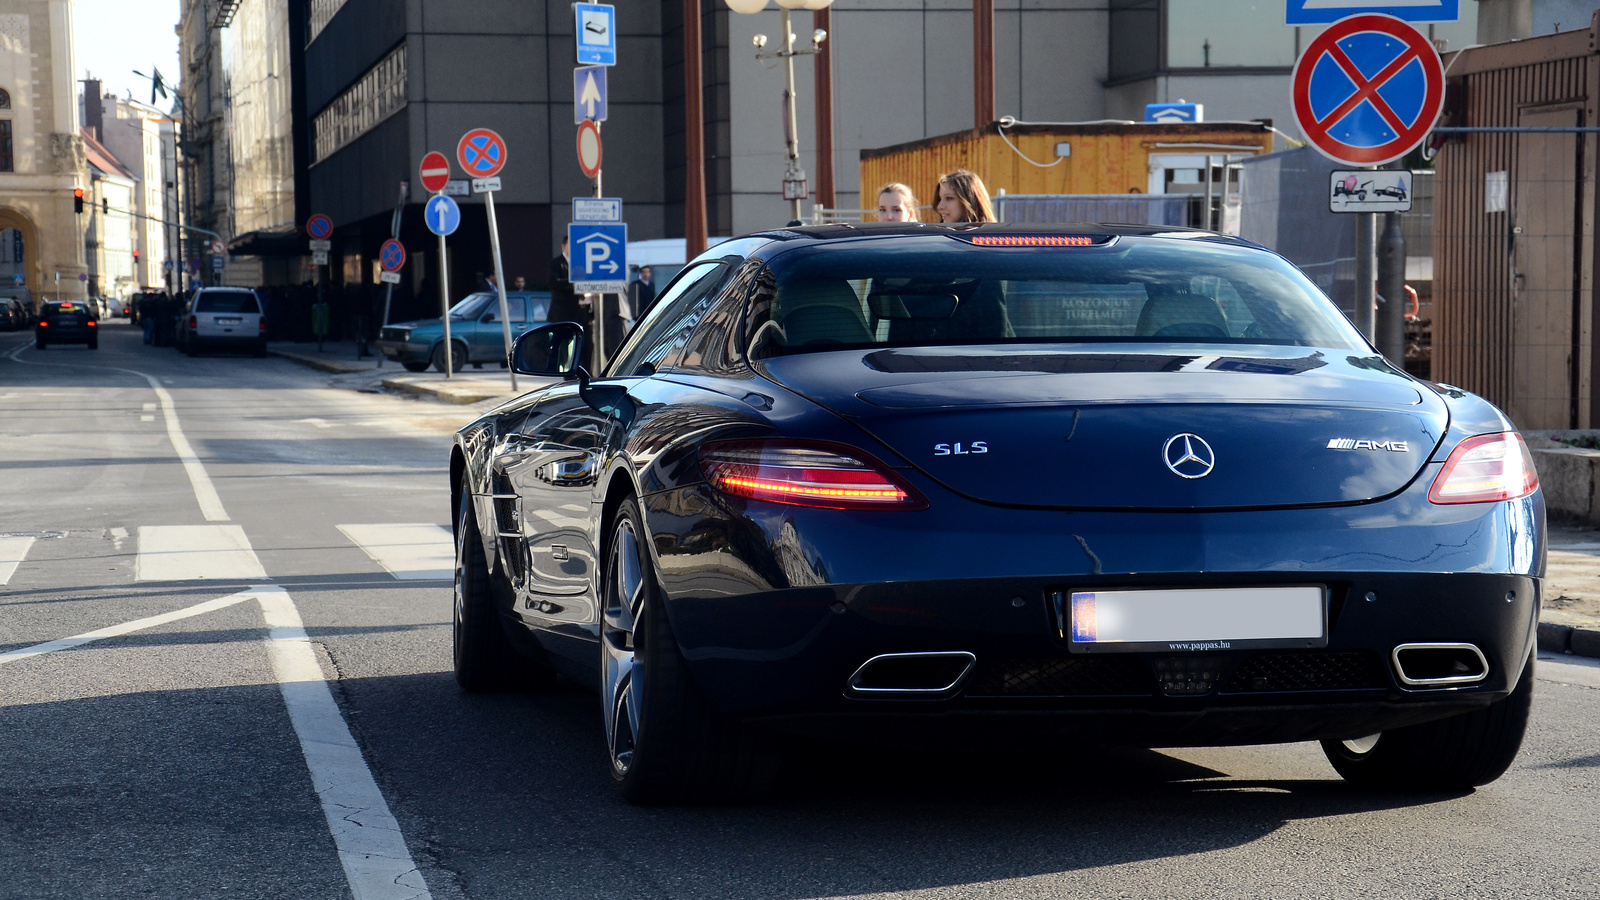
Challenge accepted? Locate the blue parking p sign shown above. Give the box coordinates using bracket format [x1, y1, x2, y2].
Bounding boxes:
[569, 222, 627, 293]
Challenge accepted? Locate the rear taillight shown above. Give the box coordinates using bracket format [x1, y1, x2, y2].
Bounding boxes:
[86, 320, 96, 327]
[699, 439, 927, 510]
[1428, 433, 1538, 504]
[188, 316, 197, 329]
[259, 318, 267, 331]
[38, 321, 47, 327]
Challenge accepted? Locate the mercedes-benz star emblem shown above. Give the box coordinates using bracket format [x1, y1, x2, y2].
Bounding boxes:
[1163, 433, 1215, 479]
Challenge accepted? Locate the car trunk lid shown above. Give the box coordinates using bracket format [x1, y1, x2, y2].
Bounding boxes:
[757, 347, 1448, 510]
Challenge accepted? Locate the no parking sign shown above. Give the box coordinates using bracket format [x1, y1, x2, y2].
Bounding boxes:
[1291, 14, 1444, 166]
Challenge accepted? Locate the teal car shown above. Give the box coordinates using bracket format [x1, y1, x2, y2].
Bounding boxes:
[377, 290, 552, 372]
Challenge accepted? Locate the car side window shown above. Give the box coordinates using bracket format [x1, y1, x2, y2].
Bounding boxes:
[485, 296, 526, 323]
[606, 262, 728, 378]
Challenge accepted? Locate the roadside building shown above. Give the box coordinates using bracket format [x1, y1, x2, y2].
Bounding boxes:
[177, 0, 232, 286]
[81, 123, 137, 303]
[0, 0, 88, 309]
[98, 95, 176, 294]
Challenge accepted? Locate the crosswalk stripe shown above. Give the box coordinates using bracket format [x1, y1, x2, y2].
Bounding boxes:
[0, 535, 35, 586]
[336, 524, 453, 580]
[136, 525, 267, 582]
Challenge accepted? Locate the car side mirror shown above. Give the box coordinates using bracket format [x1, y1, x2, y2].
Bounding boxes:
[482, 312, 497, 323]
[511, 322, 587, 378]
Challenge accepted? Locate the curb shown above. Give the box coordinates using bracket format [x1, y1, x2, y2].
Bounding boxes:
[379, 376, 514, 405]
[1538, 621, 1600, 660]
[268, 347, 373, 375]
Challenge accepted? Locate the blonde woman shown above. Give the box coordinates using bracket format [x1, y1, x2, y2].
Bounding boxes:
[875, 183, 921, 223]
[933, 169, 997, 223]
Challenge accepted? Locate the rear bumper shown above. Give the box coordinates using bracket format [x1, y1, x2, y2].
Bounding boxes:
[377, 338, 430, 363]
[643, 479, 1544, 743]
[36, 325, 95, 342]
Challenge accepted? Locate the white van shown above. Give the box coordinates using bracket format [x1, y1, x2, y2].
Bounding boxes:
[184, 287, 266, 357]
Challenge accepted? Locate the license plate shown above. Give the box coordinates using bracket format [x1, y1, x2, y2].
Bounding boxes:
[216, 316, 242, 325]
[1065, 586, 1326, 653]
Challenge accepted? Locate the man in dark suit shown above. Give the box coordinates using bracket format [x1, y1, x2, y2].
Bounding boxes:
[547, 236, 586, 327]
[629, 266, 657, 320]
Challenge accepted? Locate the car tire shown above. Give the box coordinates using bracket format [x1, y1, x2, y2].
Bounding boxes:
[87, 338, 97, 350]
[34, 337, 44, 350]
[1322, 649, 1534, 790]
[186, 342, 198, 357]
[431, 342, 466, 373]
[452, 477, 539, 692]
[601, 496, 778, 805]
[402, 361, 431, 373]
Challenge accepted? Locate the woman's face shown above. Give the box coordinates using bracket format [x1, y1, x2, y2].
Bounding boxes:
[935, 182, 965, 223]
[877, 191, 914, 222]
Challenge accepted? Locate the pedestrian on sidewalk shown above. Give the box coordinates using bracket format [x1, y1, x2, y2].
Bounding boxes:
[875, 183, 921, 223]
[629, 266, 656, 321]
[311, 289, 330, 352]
[933, 169, 997, 224]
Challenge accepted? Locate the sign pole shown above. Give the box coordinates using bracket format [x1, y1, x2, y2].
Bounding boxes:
[483, 190, 517, 391]
[592, 122, 605, 373]
[438, 228, 453, 379]
[377, 182, 407, 369]
[1354, 204, 1377, 342]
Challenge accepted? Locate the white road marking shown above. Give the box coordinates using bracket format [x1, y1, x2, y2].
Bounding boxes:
[140, 415, 155, 422]
[5, 346, 229, 521]
[142, 402, 156, 411]
[0, 590, 255, 666]
[137, 525, 267, 581]
[109, 527, 128, 551]
[258, 587, 433, 899]
[8, 352, 430, 897]
[0, 536, 36, 586]
[296, 417, 336, 429]
[337, 524, 454, 580]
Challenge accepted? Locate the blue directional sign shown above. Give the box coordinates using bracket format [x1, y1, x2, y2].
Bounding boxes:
[1144, 103, 1202, 124]
[568, 222, 627, 293]
[574, 65, 608, 123]
[575, 3, 617, 66]
[1286, 1, 1458, 25]
[425, 194, 461, 237]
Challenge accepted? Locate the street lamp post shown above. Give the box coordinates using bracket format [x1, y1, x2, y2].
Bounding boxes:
[725, 0, 834, 224]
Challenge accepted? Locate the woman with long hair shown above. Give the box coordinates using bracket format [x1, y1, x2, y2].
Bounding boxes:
[875, 182, 921, 223]
[933, 169, 997, 223]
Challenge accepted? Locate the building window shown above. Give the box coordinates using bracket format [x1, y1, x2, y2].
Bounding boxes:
[1, 120, 12, 172]
[1166, 0, 1294, 68]
[1109, 0, 1161, 81]
[0, 88, 10, 109]
[312, 44, 406, 165]
[307, 0, 351, 45]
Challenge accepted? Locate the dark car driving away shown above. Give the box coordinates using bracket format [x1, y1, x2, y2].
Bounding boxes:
[34, 300, 98, 350]
[450, 224, 1543, 804]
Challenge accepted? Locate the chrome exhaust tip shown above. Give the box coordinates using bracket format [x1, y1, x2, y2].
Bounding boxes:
[1392, 642, 1490, 687]
[847, 651, 976, 695]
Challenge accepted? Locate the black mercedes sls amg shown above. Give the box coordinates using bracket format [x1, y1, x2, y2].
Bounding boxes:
[450, 224, 1543, 803]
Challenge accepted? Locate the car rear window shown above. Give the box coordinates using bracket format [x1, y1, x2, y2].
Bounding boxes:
[195, 292, 260, 313]
[747, 236, 1366, 358]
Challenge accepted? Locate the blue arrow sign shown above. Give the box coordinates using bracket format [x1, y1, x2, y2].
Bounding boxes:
[425, 194, 461, 237]
[575, 3, 617, 66]
[1144, 103, 1202, 124]
[1286, 1, 1459, 25]
[569, 222, 627, 292]
[574, 65, 608, 123]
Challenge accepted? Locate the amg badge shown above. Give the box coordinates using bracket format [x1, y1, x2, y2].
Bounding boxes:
[1327, 438, 1410, 452]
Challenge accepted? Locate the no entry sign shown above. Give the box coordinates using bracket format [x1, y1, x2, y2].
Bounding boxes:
[576, 120, 602, 179]
[1291, 14, 1444, 166]
[419, 152, 452, 194]
[457, 128, 507, 179]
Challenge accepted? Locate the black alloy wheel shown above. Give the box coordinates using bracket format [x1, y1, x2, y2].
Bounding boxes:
[452, 477, 538, 691]
[600, 497, 777, 804]
[1322, 649, 1534, 790]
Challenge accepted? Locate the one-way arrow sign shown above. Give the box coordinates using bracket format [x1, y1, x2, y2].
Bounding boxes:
[574, 65, 608, 123]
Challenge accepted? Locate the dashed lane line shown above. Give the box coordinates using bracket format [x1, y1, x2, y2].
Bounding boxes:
[337, 524, 453, 581]
[136, 525, 268, 582]
[0, 536, 35, 586]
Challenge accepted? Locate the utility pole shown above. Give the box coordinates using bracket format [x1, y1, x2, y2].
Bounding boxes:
[813, 4, 835, 215]
[684, 0, 707, 257]
[974, 0, 994, 129]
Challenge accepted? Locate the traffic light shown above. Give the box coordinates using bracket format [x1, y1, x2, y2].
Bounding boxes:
[73, 188, 84, 214]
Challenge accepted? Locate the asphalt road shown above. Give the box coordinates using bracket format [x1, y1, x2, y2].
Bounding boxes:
[2, 324, 1598, 900]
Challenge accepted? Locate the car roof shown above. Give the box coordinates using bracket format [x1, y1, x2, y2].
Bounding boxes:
[748, 221, 1254, 244]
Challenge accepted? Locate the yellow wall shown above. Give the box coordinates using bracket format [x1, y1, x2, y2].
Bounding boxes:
[860, 124, 1275, 217]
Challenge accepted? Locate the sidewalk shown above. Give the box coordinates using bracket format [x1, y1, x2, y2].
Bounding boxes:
[267, 339, 541, 404]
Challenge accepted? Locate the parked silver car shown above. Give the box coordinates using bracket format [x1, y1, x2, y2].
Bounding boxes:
[182, 287, 266, 357]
